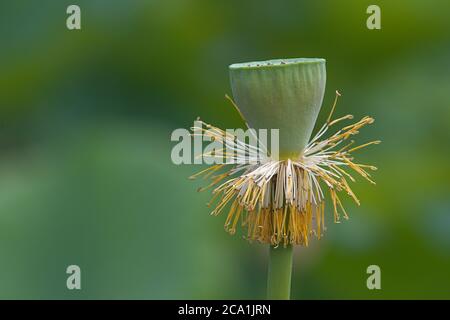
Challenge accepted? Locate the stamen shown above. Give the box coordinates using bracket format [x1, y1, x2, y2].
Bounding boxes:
[326, 90, 341, 123]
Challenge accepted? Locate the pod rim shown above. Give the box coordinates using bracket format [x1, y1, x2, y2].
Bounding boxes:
[229, 58, 325, 70]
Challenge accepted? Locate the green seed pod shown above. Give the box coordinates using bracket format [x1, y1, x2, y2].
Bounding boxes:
[229, 58, 326, 159]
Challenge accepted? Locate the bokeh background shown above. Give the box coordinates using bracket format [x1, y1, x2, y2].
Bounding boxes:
[0, 0, 449, 299]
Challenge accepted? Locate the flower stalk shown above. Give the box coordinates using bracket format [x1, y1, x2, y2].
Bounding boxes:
[267, 245, 293, 299]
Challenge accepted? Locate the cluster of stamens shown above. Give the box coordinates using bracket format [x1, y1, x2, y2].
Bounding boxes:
[190, 92, 379, 246]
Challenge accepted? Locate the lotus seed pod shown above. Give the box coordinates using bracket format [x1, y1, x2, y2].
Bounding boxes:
[188, 58, 379, 300]
[229, 58, 326, 159]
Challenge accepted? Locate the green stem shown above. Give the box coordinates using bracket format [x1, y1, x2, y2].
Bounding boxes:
[266, 245, 293, 300]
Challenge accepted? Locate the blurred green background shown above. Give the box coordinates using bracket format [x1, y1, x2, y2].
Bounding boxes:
[0, 0, 449, 299]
